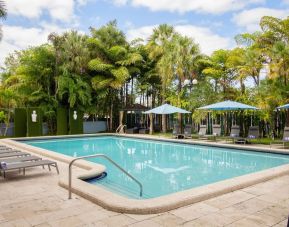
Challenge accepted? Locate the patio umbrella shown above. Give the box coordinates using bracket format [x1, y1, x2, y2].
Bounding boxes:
[144, 103, 191, 114]
[197, 100, 259, 111]
[197, 100, 259, 134]
[144, 104, 190, 134]
[277, 104, 289, 109]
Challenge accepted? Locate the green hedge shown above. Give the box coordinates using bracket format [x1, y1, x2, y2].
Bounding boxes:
[27, 107, 43, 137]
[14, 108, 27, 137]
[57, 107, 68, 135]
[69, 109, 83, 134]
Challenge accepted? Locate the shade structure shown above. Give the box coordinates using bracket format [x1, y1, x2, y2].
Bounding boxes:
[277, 104, 289, 109]
[197, 100, 259, 111]
[144, 104, 190, 114]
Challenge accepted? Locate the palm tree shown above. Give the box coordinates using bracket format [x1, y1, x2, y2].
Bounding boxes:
[269, 41, 289, 86]
[169, 34, 201, 129]
[55, 31, 92, 109]
[147, 24, 175, 132]
[88, 21, 143, 130]
[0, 0, 7, 41]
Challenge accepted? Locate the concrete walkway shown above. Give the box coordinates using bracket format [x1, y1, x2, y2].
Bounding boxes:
[0, 159, 288, 227]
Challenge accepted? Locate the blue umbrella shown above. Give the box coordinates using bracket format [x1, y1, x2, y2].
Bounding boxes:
[197, 100, 259, 111]
[277, 104, 289, 109]
[144, 104, 190, 114]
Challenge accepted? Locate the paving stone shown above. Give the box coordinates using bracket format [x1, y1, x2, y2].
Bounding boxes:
[34, 223, 52, 227]
[48, 216, 84, 227]
[93, 214, 137, 226]
[258, 204, 289, 220]
[78, 209, 119, 224]
[227, 215, 271, 227]
[215, 207, 248, 223]
[187, 212, 234, 226]
[125, 213, 160, 221]
[1, 218, 31, 227]
[205, 191, 255, 209]
[149, 213, 185, 227]
[231, 198, 275, 214]
[170, 202, 219, 221]
[128, 219, 162, 227]
[272, 219, 289, 227]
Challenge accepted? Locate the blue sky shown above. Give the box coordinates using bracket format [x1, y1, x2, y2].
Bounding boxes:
[1, 0, 289, 66]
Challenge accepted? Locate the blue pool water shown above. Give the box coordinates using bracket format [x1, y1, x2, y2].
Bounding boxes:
[24, 136, 289, 199]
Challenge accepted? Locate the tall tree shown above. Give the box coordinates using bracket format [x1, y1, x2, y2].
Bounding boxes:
[88, 21, 142, 130]
[52, 31, 92, 110]
[147, 24, 175, 132]
[0, 0, 7, 40]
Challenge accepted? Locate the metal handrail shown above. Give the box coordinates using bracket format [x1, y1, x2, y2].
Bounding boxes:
[68, 154, 143, 199]
[115, 125, 122, 133]
[116, 124, 126, 133]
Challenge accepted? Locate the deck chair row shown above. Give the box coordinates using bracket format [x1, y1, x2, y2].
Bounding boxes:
[0, 146, 59, 178]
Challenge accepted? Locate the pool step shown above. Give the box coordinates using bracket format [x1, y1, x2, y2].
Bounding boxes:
[85, 172, 108, 181]
[93, 178, 150, 199]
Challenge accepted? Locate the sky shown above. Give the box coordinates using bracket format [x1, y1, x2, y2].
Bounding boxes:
[0, 0, 289, 67]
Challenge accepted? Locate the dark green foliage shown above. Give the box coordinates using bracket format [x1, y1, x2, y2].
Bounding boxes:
[69, 109, 83, 134]
[27, 107, 42, 137]
[57, 107, 68, 135]
[14, 108, 27, 137]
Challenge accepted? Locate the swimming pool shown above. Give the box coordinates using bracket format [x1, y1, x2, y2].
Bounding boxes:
[23, 135, 289, 199]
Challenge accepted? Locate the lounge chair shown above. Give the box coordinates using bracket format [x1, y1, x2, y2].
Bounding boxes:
[0, 152, 30, 159]
[0, 160, 59, 178]
[226, 126, 244, 143]
[139, 128, 149, 134]
[184, 124, 192, 139]
[172, 124, 183, 139]
[0, 149, 20, 154]
[0, 147, 12, 150]
[212, 124, 221, 137]
[126, 127, 139, 134]
[270, 127, 289, 148]
[198, 125, 216, 141]
[246, 126, 260, 143]
[0, 155, 42, 163]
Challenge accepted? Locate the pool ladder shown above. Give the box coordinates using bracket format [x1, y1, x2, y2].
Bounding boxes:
[68, 154, 143, 199]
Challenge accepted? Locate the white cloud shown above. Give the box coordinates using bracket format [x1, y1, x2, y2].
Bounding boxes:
[0, 24, 67, 66]
[233, 7, 289, 32]
[6, 0, 84, 22]
[175, 25, 232, 54]
[0, 0, 89, 66]
[113, 0, 129, 6]
[126, 24, 232, 55]
[113, 0, 264, 14]
[126, 25, 156, 41]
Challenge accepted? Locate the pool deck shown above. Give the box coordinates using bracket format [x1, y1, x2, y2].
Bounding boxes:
[1, 135, 289, 226]
[0, 158, 288, 226]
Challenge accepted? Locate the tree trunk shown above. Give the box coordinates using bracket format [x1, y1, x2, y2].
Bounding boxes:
[4, 107, 11, 136]
[149, 113, 154, 135]
[178, 79, 182, 133]
[286, 110, 289, 127]
[162, 114, 167, 133]
[125, 83, 128, 106]
[109, 103, 113, 131]
[131, 77, 134, 105]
